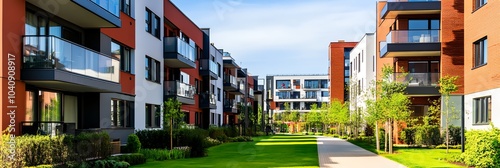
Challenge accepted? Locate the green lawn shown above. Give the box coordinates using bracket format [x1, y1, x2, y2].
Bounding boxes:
[132, 135, 319, 168]
[348, 140, 464, 168]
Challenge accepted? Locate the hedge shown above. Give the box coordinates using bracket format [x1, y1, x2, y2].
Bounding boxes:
[461, 128, 500, 168]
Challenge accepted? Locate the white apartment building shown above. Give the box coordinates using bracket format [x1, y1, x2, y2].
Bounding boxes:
[266, 75, 330, 114]
[349, 33, 376, 114]
[209, 44, 224, 126]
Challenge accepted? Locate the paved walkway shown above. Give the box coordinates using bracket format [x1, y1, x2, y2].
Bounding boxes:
[317, 137, 406, 168]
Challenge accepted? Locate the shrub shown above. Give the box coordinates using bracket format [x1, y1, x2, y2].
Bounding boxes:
[140, 148, 190, 161]
[461, 128, 500, 167]
[70, 132, 112, 161]
[414, 125, 441, 146]
[135, 129, 171, 149]
[205, 137, 223, 147]
[328, 128, 337, 135]
[87, 159, 130, 168]
[400, 127, 416, 145]
[176, 129, 208, 157]
[448, 126, 462, 145]
[222, 126, 239, 137]
[208, 127, 228, 142]
[12, 135, 70, 167]
[228, 136, 253, 142]
[126, 134, 141, 153]
[108, 153, 146, 166]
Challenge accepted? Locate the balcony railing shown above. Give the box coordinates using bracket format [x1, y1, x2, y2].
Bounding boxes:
[90, 0, 119, 17]
[393, 72, 439, 86]
[23, 35, 119, 83]
[380, 41, 388, 57]
[238, 81, 245, 92]
[164, 37, 196, 63]
[200, 92, 216, 107]
[249, 88, 254, 97]
[224, 74, 237, 85]
[386, 30, 440, 44]
[164, 81, 195, 99]
[381, 0, 441, 19]
[201, 59, 219, 76]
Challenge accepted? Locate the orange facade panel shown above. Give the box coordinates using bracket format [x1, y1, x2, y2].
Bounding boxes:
[102, 12, 136, 49]
[164, 1, 203, 48]
[328, 42, 357, 103]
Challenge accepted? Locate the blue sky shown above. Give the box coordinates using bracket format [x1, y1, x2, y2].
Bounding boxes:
[170, 0, 377, 77]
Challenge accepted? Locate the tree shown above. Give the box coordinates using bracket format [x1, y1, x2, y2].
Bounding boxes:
[290, 110, 300, 133]
[377, 65, 412, 154]
[329, 99, 349, 136]
[439, 76, 459, 153]
[163, 98, 183, 150]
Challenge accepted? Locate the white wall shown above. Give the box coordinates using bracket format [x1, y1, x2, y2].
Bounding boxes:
[349, 33, 376, 114]
[134, 1, 164, 130]
[272, 75, 329, 113]
[211, 45, 224, 126]
[465, 88, 500, 130]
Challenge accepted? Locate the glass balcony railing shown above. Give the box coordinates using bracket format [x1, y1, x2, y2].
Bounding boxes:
[23, 35, 119, 83]
[224, 74, 237, 86]
[238, 81, 245, 92]
[380, 41, 388, 57]
[164, 81, 195, 99]
[393, 72, 439, 86]
[201, 59, 219, 76]
[386, 30, 440, 44]
[164, 37, 196, 63]
[90, 0, 120, 17]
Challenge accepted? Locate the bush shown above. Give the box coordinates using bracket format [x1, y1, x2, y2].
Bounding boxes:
[176, 129, 208, 157]
[222, 126, 239, 137]
[86, 159, 130, 168]
[461, 128, 500, 167]
[414, 125, 441, 146]
[400, 127, 416, 145]
[205, 137, 223, 147]
[448, 126, 462, 145]
[328, 128, 337, 135]
[228, 136, 253, 142]
[108, 153, 146, 166]
[135, 129, 171, 149]
[126, 134, 141, 153]
[140, 148, 190, 161]
[208, 127, 228, 142]
[11, 135, 70, 167]
[70, 131, 113, 162]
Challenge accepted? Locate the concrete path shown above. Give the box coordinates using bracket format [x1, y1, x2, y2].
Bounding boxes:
[317, 137, 406, 168]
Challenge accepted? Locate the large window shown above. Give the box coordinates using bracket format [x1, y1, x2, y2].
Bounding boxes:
[321, 91, 329, 97]
[473, 37, 488, 68]
[145, 56, 160, 83]
[305, 91, 317, 99]
[111, 99, 134, 127]
[145, 8, 160, 38]
[474, 0, 487, 10]
[474, 97, 491, 125]
[145, 104, 161, 128]
[276, 80, 291, 89]
[304, 80, 319, 89]
[112, 41, 132, 73]
[120, 0, 131, 16]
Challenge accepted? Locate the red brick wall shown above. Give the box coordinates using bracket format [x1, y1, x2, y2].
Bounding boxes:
[441, 0, 464, 95]
[329, 42, 356, 103]
[464, 0, 500, 94]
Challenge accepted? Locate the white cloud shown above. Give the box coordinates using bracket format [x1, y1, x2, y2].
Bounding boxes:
[171, 0, 376, 76]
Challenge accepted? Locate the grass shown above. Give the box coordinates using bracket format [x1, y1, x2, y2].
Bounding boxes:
[348, 139, 464, 168]
[132, 135, 319, 168]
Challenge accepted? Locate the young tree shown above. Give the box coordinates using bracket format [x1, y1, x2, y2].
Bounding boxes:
[439, 76, 459, 153]
[330, 99, 349, 136]
[163, 98, 183, 149]
[377, 65, 411, 154]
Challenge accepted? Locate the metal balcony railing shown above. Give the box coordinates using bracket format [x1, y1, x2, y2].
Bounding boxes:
[164, 37, 196, 63]
[223, 74, 237, 85]
[386, 30, 440, 44]
[164, 81, 195, 99]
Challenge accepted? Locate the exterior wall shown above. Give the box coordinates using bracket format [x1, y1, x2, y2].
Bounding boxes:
[134, 0, 164, 130]
[211, 45, 223, 126]
[376, 1, 394, 83]
[464, 0, 500, 130]
[328, 41, 357, 103]
[465, 88, 499, 130]
[100, 93, 135, 142]
[441, 0, 464, 94]
[349, 33, 376, 115]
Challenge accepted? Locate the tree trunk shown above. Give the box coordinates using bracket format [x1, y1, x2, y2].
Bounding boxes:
[375, 121, 380, 151]
[389, 119, 393, 154]
[170, 118, 173, 150]
[384, 122, 388, 152]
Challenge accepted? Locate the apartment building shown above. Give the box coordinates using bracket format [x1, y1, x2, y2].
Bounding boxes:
[464, 0, 499, 130]
[376, 0, 464, 131]
[266, 75, 330, 115]
[222, 53, 243, 125]
[328, 41, 357, 103]
[201, 28, 223, 128]
[1, 0, 136, 141]
[349, 33, 377, 118]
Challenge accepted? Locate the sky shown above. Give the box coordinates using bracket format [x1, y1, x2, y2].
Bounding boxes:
[170, 0, 377, 77]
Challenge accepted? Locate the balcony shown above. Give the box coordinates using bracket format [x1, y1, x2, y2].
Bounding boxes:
[200, 59, 218, 80]
[22, 35, 120, 93]
[164, 37, 196, 68]
[236, 81, 245, 95]
[380, 0, 441, 19]
[223, 99, 238, 114]
[199, 92, 217, 109]
[26, 0, 120, 27]
[380, 30, 441, 58]
[164, 81, 196, 105]
[223, 74, 238, 91]
[393, 72, 440, 95]
[223, 55, 239, 68]
[249, 88, 255, 98]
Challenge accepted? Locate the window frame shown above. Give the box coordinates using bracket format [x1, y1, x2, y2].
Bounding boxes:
[145, 56, 160, 83]
[112, 41, 132, 73]
[473, 37, 487, 68]
[111, 99, 134, 128]
[473, 96, 491, 125]
[120, 0, 131, 16]
[145, 104, 161, 128]
[145, 7, 160, 38]
[474, 0, 488, 11]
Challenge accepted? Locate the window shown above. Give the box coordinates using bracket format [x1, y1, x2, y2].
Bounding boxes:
[473, 97, 491, 124]
[321, 91, 329, 97]
[145, 56, 160, 82]
[473, 37, 487, 68]
[111, 99, 134, 127]
[112, 41, 132, 73]
[218, 63, 222, 77]
[120, 0, 131, 15]
[145, 8, 160, 38]
[217, 88, 221, 101]
[145, 104, 161, 128]
[276, 80, 291, 89]
[474, 0, 487, 10]
[304, 80, 319, 89]
[305, 91, 317, 99]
